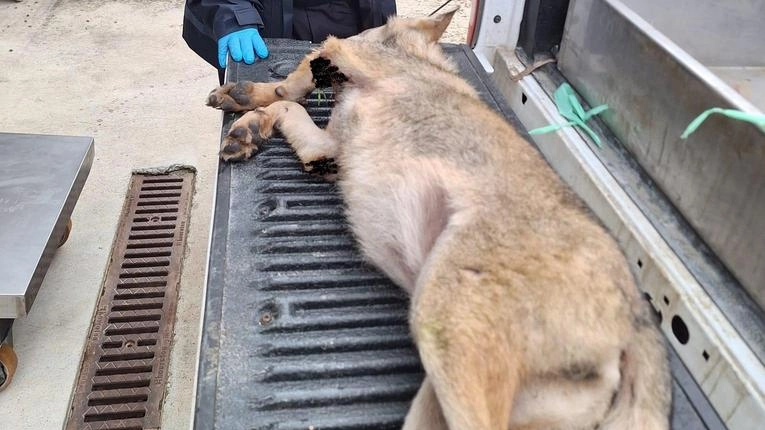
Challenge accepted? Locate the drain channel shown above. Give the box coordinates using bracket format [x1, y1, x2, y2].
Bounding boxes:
[66, 172, 194, 430]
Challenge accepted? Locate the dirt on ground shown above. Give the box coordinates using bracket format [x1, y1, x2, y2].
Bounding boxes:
[398, 0, 472, 43]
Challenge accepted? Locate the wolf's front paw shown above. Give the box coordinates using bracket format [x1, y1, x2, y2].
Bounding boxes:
[220, 129, 258, 162]
[219, 110, 273, 162]
[207, 81, 280, 111]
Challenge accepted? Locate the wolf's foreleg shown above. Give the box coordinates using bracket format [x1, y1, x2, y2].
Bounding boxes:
[207, 51, 320, 111]
[221, 101, 339, 176]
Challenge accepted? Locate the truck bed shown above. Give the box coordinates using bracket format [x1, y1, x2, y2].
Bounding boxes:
[195, 39, 723, 429]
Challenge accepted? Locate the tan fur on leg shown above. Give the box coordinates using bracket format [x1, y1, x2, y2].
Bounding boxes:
[411, 241, 518, 430]
[403, 377, 448, 430]
[266, 101, 339, 170]
[510, 354, 621, 429]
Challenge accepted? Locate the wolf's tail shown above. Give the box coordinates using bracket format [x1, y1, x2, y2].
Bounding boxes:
[600, 316, 672, 430]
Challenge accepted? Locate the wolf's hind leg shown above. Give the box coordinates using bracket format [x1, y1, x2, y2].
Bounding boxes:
[221, 101, 339, 175]
[403, 377, 448, 430]
[412, 262, 518, 430]
[207, 51, 319, 111]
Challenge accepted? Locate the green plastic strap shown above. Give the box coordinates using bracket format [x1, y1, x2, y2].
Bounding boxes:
[681, 108, 765, 139]
[528, 83, 609, 148]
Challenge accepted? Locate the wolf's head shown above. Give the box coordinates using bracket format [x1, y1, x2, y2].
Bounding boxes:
[354, 6, 459, 59]
[312, 6, 461, 88]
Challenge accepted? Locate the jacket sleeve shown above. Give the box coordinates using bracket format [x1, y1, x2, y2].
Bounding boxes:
[185, 0, 265, 40]
[358, 0, 397, 30]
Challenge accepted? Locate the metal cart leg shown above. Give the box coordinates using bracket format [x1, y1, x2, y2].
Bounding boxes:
[0, 217, 74, 391]
[0, 320, 17, 391]
[58, 218, 72, 248]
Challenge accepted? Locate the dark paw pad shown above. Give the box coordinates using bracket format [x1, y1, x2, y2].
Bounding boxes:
[222, 142, 242, 154]
[230, 82, 253, 105]
[247, 121, 261, 137]
[219, 99, 239, 111]
[220, 141, 256, 162]
[305, 157, 339, 175]
[229, 127, 248, 141]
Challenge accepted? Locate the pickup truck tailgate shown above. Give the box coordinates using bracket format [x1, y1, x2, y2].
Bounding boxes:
[195, 39, 722, 430]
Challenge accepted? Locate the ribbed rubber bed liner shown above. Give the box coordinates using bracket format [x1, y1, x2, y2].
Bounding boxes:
[196, 40, 721, 430]
[220, 132, 419, 429]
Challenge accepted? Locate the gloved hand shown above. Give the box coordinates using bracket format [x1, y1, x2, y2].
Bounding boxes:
[217, 28, 269, 68]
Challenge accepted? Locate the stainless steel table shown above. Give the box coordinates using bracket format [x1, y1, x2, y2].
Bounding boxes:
[0, 132, 93, 389]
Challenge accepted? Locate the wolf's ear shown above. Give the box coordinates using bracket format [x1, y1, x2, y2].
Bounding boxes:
[414, 5, 459, 43]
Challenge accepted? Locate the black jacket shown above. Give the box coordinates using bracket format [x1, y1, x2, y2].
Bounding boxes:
[183, 0, 396, 69]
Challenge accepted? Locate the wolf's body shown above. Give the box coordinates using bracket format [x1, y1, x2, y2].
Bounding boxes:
[207, 8, 671, 430]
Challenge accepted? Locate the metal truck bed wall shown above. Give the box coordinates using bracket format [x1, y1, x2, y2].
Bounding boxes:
[196, 39, 721, 429]
[558, 0, 765, 309]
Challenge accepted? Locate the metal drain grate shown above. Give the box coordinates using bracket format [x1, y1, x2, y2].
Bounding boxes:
[66, 172, 194, 430]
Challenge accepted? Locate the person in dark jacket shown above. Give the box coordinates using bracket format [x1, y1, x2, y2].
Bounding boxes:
[183, 0, 397, 83]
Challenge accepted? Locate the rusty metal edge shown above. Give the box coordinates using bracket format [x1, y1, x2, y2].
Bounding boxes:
[144, 172, 194, 427]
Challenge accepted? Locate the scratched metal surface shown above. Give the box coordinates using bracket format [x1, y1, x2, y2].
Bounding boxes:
[559, 0, 765, 309]
[0, 133, 93, 318]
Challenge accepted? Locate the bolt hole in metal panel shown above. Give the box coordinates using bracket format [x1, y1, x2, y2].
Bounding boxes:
[66, 172, 193, 430]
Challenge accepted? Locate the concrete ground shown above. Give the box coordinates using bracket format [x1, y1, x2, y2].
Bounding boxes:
[0, 0, 469, 428]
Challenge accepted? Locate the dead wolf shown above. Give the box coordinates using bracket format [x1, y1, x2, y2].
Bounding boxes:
[206, 7, 671, 430]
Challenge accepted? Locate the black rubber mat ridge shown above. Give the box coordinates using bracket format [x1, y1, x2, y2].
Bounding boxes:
[214, 129, 424, 429]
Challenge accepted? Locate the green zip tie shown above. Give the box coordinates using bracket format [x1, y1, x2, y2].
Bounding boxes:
[681, 108, 765, 139]
[528, 83, 609, 148]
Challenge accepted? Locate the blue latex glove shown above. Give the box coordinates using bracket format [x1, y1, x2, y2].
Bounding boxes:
[217, 28, 269, 68]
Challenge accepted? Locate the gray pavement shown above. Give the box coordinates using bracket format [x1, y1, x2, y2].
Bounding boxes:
[0, 1, 218, 428]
